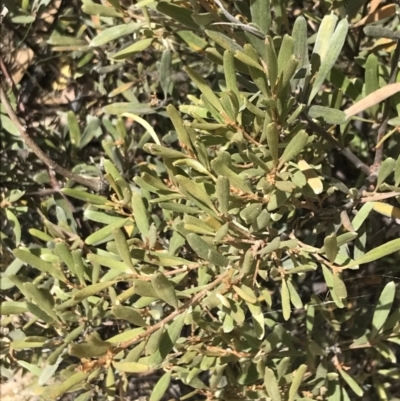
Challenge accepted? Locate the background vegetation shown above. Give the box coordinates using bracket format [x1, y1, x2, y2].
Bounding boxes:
[1, 1, 400, 400]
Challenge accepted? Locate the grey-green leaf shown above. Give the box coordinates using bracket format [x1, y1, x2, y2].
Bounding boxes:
[151, 272, 179, 309]
[279, 130, 308, 166]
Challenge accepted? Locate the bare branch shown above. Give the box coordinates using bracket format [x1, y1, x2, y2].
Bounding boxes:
[0, 81, 106, 193]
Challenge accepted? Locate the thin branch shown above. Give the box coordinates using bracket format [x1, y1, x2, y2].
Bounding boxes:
[302, 113, 371, 176]
[372, 39, 400, 170]
[0, 82, 106, 193]
[0, 58, 18, 101]
[212, 0, 264, 38]
[116, 269, 231, 351]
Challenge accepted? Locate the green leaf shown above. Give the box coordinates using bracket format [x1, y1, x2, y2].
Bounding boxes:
[352, 202, 374, 231]
[156, 2, 198, 29]
[223, 50, 240, 98]
[344, 238, 400, 268]
[54, 242, 76, 276]
[67, 111, 81, 146]
[205, 30, 243, 53]
[149, 312, 186, 366]
[308, 105, 347, 125]
[73, 281, 117, 301]
[281, 280, 291, 321]
[13, 249, 66, 282]
[175, 175, 218, 215]
[131, 192, 149, 237]
[338, 369, 363, 397]
[187, 233, 229, 267]
[364, 26, 400, 40]
[185, 66, 223, 113]
[6, 209, 21, 246]
[123, 113, 161, 145]
[0, 301, 28, 315]
[288, 364, 308, 401]
[176, 30, 208, 51]
[312, 13, 338, 64]
[112, 228, 135, 271]
[1, 114, 19, 136]
[265, 122, 279, 165]
[279, 130, 308, 166]
[377, 157, 395, 188]
[265, 36, 278, 90]
[240, 203, 262, 224]
[365, 54, 379, 117]
[250, 0, 271, 34]
[62, 188, 108, 205]
[81, 0, 122, 16]
[13, 336, 48, 350]
[308, 18, 349, 104]
[332, 274, 347, 300]
[264, 368, 282, 401]
[167, 104, 192, 150]
[88, 253, 129, 273]
[216, 176, 230, 215]
[160, 49, 172, 99]
[90, 23, 142, 47]
[395, 156, 400, 186]
[144, 143, 187, 159]
[242, 44, 270, 97]
[43, 371, 89, 400]
[287, 280, 303, 309]
[112, 38, 154, 60]
[85, 218, 130, 246]
[112, 305, 147, 326]
[23, 283, 58, 321]
[79, 116, 101, 149]
[211, 157, 253, 194]
[292, 15, 309, 89]
[232, 285, 257, 304]
[277, 34, 294, 77]
[103, 102, 155, 115]
[151, 272, 179, 309]
[277, 55, 299, 93]
[322, 265, 344, 308]
[150, 371, 172, 401]
[108, 327, 144, 343]
[370, 281, 396, 339]
[235, 49, 263, 71]
[324, 233, 338, 263]
[112, 361, 150, 373]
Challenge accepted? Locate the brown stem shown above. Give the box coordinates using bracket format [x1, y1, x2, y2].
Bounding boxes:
[302, 113, 371, 176]
[373, 40, 400, 170]
[0, 58, 18, 101]
[0, 82, 106, 193]
[116, 269, 231, 351]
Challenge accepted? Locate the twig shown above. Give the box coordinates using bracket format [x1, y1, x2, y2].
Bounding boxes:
[0, 82, 106, 193]
[212, 0, 264, 38]
[302, 113, 371, 176]
[0, 58, 18, 100]
[116, 269, 231, 351]
[196, 0, 245, 45]
[372, 39, 400, 170]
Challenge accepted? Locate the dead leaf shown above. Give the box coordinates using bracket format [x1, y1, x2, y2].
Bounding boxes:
[352, 4, 397, 29]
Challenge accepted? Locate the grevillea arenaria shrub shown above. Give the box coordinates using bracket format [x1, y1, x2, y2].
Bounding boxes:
[1, 1, 400, 400]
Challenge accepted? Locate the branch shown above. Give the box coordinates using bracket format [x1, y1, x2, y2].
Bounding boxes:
[212, 0, 265, 38]
[302, 113, 371, 176]
[116, 269, 231, 351]
[0, 82, 106, 193]
[372, 39, 400, 170]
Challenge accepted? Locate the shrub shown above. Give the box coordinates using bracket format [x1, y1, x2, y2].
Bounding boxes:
[1, 1, 400, 400]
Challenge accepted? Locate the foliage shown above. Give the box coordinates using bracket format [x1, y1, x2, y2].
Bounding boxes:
[1, 1, 400, 401]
